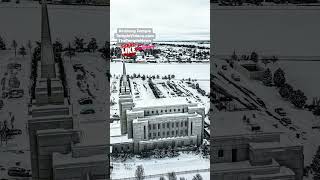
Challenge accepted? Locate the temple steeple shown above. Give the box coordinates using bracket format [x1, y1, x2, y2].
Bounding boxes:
[40, 0, 56, 79]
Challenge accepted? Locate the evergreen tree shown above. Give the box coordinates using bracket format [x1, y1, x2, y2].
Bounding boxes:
[271, 55, 279, 64]
[27, 40, 32, 57]
[74, 36, 86, 52]
[192, 174, 203, 180]
[168, 172, 177, 180]
[273, 68, 286, 87]
[231, 50, 237, 61]
[87, 38, 98, 52]
[289, 89, 307, 108]
[311, 146, 320, 179]
[12, 40, 18, 57]
[99, 41, 110, 61]
[250, 51, 259, 63]
[64, 42, 75, 61]
[0, 36, 6, 50]
[18, 46, 27, 57]
[262, 68, 272, 86]
[279, 83, 293, 99]
[261, 58, 270, 67]
[159, 177, 165, 180]
[53, 40, 63, 53]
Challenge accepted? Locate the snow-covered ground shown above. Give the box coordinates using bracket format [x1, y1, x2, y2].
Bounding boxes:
[110, 62, 210, 80]
[0, 50, 32, 179]
[111, 152, 209, 180]
[63, 52, 108, 125]
[212, 58, 320, 169]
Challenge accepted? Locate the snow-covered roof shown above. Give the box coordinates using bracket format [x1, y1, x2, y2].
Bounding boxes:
[76, 120, 107, 147]
[134, 97, 197, 109]
[212, 111, 281, 137]
[52, 152, 107, 167]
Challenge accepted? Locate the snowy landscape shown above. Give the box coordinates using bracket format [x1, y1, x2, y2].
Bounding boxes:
[110, 59, 210, 179]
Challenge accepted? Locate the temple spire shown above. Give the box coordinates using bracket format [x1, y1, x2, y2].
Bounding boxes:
[122, 60, 126, 76]
[40, 0, 56, 79]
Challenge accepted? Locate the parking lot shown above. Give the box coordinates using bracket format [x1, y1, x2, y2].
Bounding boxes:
[0, 51, 32, 179]
[63, 53, 108, 122]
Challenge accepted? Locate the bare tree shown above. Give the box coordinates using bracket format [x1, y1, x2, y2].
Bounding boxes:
[135, 165, 144, 180]
[12, 40, 18, 57]
[18, 46, 27, 57]
[27, 40, 32, 58]
[192, 174, 203, 180]
[64, 42, 75, 61]
[168, 172, 177, 180]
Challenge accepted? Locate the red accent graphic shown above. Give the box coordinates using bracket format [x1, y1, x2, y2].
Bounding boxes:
[121, 43, 137, 58]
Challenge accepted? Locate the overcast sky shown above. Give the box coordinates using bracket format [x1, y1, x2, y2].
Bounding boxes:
[110, 0, 210, 41]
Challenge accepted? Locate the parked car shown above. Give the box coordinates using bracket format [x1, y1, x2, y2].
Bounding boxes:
[6, 129, 22, 136]
[222, 65, 227, 70]
[279, 120, 288, 126]
[78, 97, 93, 105]
[73, 64, 85, 72]
[280, 117, 292, 125]
[8, 89, 24, 98]
[275, 108, 286, 116]
[0, 99, 3, 109]
[2, 92, 8, 99]
[7, 63, 21, 70]
[80, 108, 95, 114]
[256, 98, 266, 108]
[7, 167, 31, 177]
[289, 126, 297, 131]
[231, 73, 240, 81]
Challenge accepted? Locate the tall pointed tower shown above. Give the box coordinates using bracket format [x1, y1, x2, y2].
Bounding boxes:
[40, 0, 56, 79]
[28, 1, 75, 179]
[118, 60, 134, 134]
[34, 0, 64, 105]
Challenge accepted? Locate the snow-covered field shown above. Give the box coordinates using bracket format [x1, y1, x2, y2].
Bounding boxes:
[110, 62, 210, 80]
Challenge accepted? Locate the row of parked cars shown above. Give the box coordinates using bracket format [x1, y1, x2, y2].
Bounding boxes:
[274, 107, 293, 127]
[78, 97, 95, 114]
[2, 89, 24, 99]
[7, 167, 31, 177]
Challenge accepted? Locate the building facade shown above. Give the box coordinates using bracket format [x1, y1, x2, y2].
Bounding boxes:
[28, 1, 108, 179]
[211, 112, 304, 180]
[112, 62, 205, 153]
[234, 62, 265, 80]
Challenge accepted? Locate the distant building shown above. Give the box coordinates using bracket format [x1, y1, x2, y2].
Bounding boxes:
[234, 62, 265, 80]
[211, 111, 304, 180]
[112, 62, 205, 153]
[28, 0, 107, 179]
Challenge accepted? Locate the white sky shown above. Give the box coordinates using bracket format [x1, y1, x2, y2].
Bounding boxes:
[110, 0, 210, 41]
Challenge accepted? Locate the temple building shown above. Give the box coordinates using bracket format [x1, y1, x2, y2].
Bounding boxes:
[27, 1, 108, 179]
[211, 111, 304, 180]
[111, 62, 205, 153]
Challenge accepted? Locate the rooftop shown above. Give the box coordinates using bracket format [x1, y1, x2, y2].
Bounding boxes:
[52, 152, 107, 167]
[134, 96, 197, 109]
[212, 111, 282, 137]
[76, 119, 107, 147]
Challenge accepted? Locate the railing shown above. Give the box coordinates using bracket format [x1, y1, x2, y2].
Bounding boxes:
[112, 168, 209, 180]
